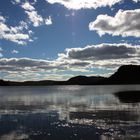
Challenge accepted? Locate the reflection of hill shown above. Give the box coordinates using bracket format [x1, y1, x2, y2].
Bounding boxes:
[69, 110, 139, 122]
[1, 65, 140, 86]
[115, 91, 140, 103]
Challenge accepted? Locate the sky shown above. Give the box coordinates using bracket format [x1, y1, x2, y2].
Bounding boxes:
[0, 0, 140, 81]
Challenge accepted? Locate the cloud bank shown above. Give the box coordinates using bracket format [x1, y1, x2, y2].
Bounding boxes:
[46, 0, 140, 10]
[1, 43, 140, 81]
[89, 9, 140, 37]
[64, 44, 138, 60]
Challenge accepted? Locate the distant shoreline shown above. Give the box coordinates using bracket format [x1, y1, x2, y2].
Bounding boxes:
[1, 65, 140, 86]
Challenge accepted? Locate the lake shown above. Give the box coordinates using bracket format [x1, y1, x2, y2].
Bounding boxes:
[0, 85, 140, 140]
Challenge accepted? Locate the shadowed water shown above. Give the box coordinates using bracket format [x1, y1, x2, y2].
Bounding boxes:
[0, 85, 140, 140]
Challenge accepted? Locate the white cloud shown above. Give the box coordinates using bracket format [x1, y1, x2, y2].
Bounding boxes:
[21, 2, 52, 27]
[0, 16, 6, 22]
[21, 2, 35, 11]
[25, 11, 44, 27]
[46, 0, 140, 10]
[32, 0, 37, 4]
[21, 2, 43, 27]
[45, 16, 52, 25]
[11, 0, 21, 4]
[133, 0, 140, 2]
[89, 9, 140, 37]
[11, 49, 19, 54]
[0, 16, 30, 45]
[3, 1, 51, 44]
[15, 0, 20, 3]
[10, 21, 28, 33]
[3, 34, 29, 45]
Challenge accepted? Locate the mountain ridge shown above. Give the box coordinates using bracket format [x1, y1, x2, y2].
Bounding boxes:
[1, 65, 140, 86]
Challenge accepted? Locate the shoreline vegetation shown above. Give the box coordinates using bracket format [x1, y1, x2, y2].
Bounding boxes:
[1, 65, 140, 86]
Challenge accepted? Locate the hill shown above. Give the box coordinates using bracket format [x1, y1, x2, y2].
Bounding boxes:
[1, 65, 140, 86]
[108, 65, 140, 84]
[66, 76, 105, 85]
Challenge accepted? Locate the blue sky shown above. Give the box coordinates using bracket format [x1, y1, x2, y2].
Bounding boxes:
[0, 0, 140, 81]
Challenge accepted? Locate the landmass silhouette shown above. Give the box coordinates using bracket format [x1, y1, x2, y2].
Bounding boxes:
[115, 90, 140, 103]
[1, 65, 140, 86]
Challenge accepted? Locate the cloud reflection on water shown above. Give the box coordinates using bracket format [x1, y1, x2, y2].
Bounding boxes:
[0, 85, 140, 140]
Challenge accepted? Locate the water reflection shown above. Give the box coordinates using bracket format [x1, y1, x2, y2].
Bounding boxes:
[115, 90, 140, 103]
[0, 85, 140, 140]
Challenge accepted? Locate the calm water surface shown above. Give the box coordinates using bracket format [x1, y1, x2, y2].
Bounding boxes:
[0, 85, 140, 140]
